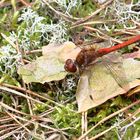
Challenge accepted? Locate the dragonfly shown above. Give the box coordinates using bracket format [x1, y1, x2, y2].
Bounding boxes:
[64, 35, 140, 90]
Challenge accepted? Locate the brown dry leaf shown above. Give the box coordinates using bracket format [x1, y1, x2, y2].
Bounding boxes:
[42, 41, 81, 62]
[123, 49, 140, 59]
[127, 85, 140, 97]
[18, 55, 67, 83]
[18, 42, 80, 83]
[76, 57, 140, 112]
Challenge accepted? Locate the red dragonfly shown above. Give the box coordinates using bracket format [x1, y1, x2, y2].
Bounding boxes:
[64, 35, 140, 89]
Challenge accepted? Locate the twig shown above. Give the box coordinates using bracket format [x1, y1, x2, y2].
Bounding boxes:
[41, 0, 80, 22]
[0, 126, 19, 137]
[6, 111, 31, 133]
[89, 108, 140, 139]
[114, 28, 140, 35]
[0, 0, 31, 8]
[2, 83, 63, 108]
[6, 112, 68, 137]
[89, 125, 116, 140]
[0, 124, 19, 129]
[121, 115, 140, 133]
[1, 33, 17, 50]
[0, 116, 13, 123]
[0, 0, 18, 8]
[0, 102, 28, 116]
[0, 86, 48, 106]
[16, 40, 34, 116]
[71, 20, 115, 29]
[25, 49, 42, 55]
[84, 26, 122, 43]
[132, 19, 140, 26]
[19, 0, 31, 7]
[72, 0, 113, 26]
[78, 99, 140, 140]
[82, 112, 88, 140]
[0, 122, 41, 140]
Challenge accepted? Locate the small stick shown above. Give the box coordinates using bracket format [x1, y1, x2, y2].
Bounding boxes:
[72, 0, 113, 26]
[78, 99, 140, 140]
[41, 0, 80, 22]
[19, 0, 31, 7]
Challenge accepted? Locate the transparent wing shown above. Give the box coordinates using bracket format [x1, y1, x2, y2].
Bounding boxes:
[81, 54, 129, 104]
[101, 52, 129, 91]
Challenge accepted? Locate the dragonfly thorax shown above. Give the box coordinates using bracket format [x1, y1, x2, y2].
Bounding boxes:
[64, 48, 97, 73]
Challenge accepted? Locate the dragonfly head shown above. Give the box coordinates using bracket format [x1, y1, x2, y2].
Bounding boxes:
[64, 59, 77, 73]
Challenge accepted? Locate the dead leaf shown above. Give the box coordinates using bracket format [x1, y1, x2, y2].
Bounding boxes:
[18, 41, 140, 112]
[127, 85, 140, 97]
[18, 41, 79, 83]
[18, 55, 66, 83]
[123, 49, 140, 59]
[76, 58, 140, 112]
[42, 41, 81, 62]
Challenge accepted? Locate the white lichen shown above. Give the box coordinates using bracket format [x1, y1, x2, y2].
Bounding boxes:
[48, 0, 81, 14]
[113, 0, 140, 25]
[0, 8, 68, 75]
[98, 0, 140, 32]
[0, 45, 21, 75]
[114, 112, 140, 140]
[17, 8, 67, 51]
[63, 76, 77, 92]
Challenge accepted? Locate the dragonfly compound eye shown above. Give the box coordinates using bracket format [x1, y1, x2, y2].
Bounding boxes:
[64, 59, 77, 73]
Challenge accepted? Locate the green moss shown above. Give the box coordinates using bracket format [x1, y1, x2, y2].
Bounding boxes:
[51, 104, 81, 137]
